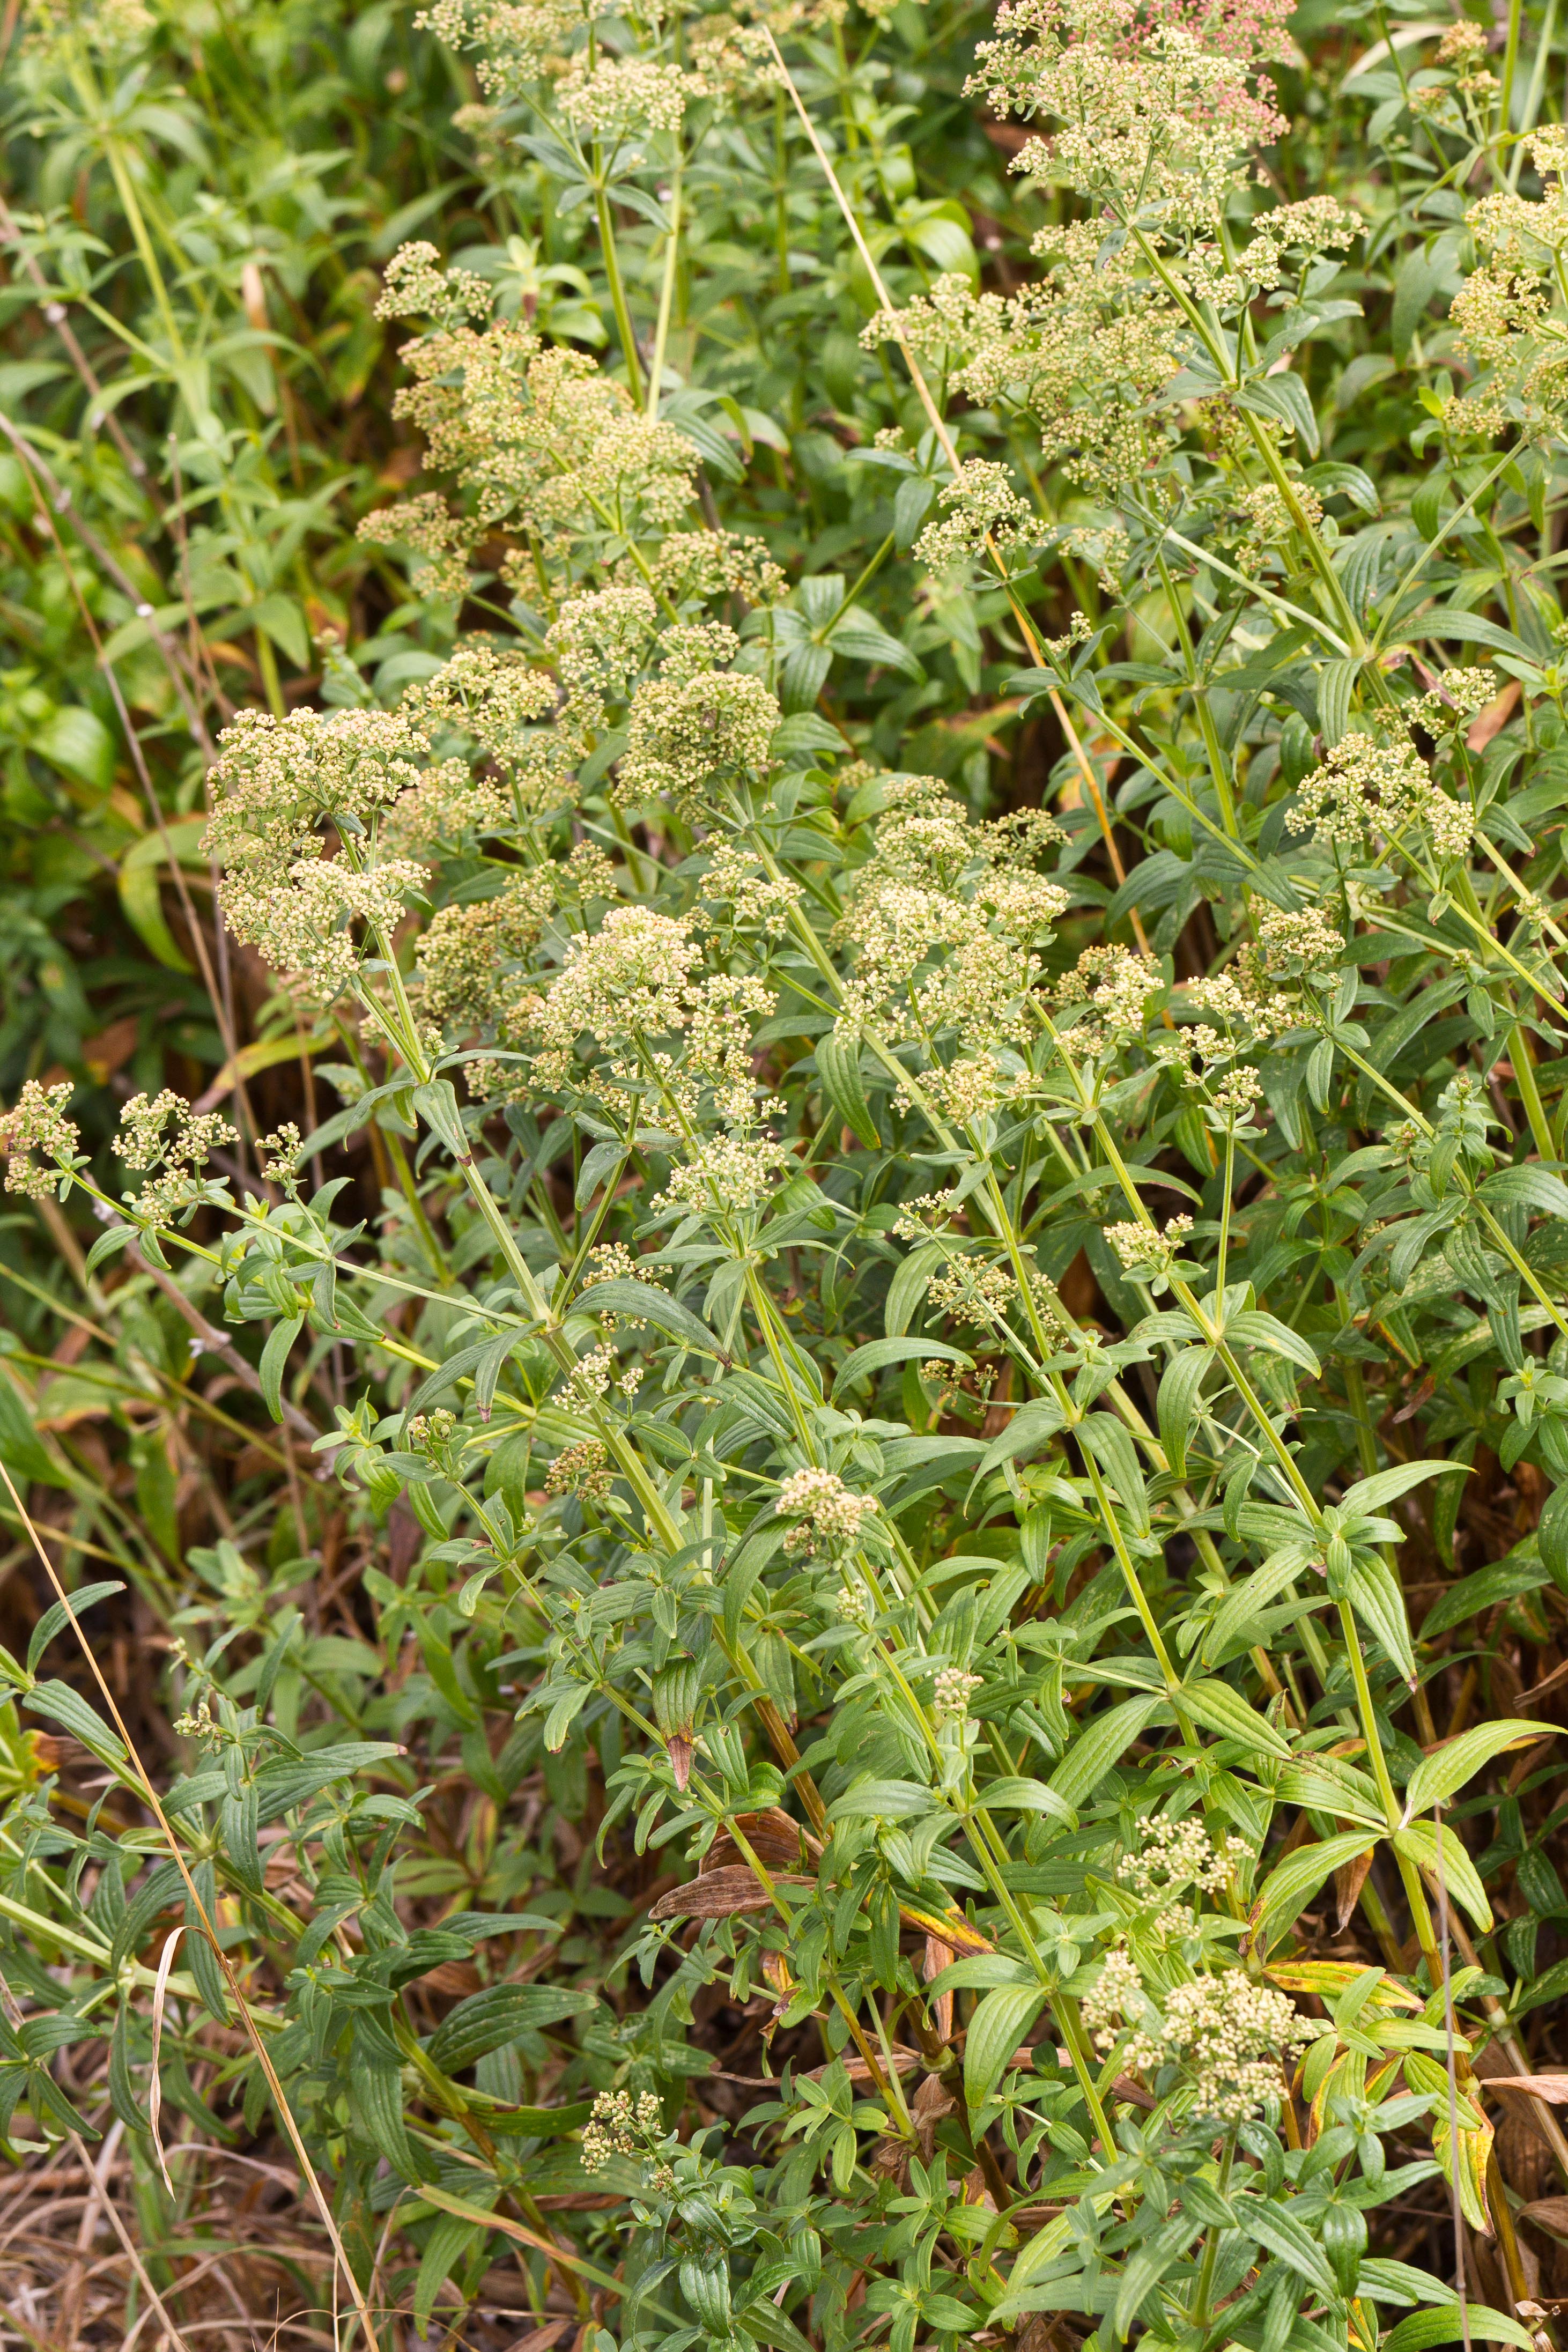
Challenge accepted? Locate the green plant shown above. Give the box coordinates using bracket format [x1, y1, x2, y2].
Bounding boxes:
[9, 0, 1568, 2347]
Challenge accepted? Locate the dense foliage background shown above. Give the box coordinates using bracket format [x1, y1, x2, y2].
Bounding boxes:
[11, 0, 1568, 2348]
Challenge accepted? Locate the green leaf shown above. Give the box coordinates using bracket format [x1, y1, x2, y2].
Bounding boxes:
[1316, 656, 1361, 748]
[977, 1397, 1067, 1478]
[814, 1032, 879, 1150]
[412, 1077, 471, 1159]
[580, 1278, 728, 1360]
[886, 1239, 947, 1337]
[26, 1580, 123, 1677]
[1404, 1719, 1541, 1816]
[1384, 2307, 1533, 2352]
[33, 705, 115, 789]
[1542, 1486, 1568, 1593]
[1157, 1348, 1212, 1480]
[1419, 1549, 1549, 1638]
[1179, 1676, 1293, 1758]
[1224, 1311, 1321, 1377]
[259, 1314, 304, 1424]
[0, 1372, 73, 1491]
[963, 1985, 1045, 2112]
[1340, 1460, 1454, 1516]
[1480, 1163, 1568, 1219]
[834, 1336, 970, 1393]
[1048, 1692, 1167, 1812]
[1235, 2196, 1337, 2299]
[22, 1679, 128, 1765]
[426, 1984, 600, 2074]
[978, 1776, 1077, 1823]
[116, 819, 209, 974]
[827, 1778, 941, 1823]
[415, 2214, 487, 2331]
[1391, 1821, 1493, 1931]
[1200, 1549, 1319, 1669]
[1345, 1554, 1417, 1685]
[1253, 1830, 1382, 1947]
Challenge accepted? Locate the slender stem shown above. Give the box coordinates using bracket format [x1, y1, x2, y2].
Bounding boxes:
[646, 157, 683, 419]
[594, 174, 645, 405]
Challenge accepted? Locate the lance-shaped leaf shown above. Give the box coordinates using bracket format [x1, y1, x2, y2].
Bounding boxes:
[1178, 1675, 1293, 1759]
[963, 1984, 1045, 2112]
[426, 1983, 600, 2074]
[1391, 1821, 1492, 1932]
[1403, 1719, 1544, 1818]
[813, 1032, 879, 1149]
[1252, 1830, 1385, 1948]
[1344, 1554, 1417, 1687]
[1048, 1692, 1167, 1812]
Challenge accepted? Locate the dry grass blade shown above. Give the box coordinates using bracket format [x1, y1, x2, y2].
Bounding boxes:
[149, 1922, 184, 2195]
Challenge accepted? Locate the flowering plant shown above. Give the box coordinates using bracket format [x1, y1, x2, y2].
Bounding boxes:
[8, 0, 1568, 2345]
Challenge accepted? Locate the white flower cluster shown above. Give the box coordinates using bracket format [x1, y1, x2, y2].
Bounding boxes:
[1083, 1955, 1319, 2122]
[696, 843, 803, 940]
[915, 458, 1033, 576]
[1407, 668, 1498, 735]
[0, 1080, 79, 1200]
[113, 1092, 237, 1227]
[545, 1438, 613, 1504]
[1055, 945, 1163, 1048]
[533, 907, 773, 1124]
[933, 1666, 982, 1722]
[1118, 1814, 1245, 1911]
[928, 1257, 1019, 1328]
[1106, 1214, 1194, 1289]
[581, 2089, 668, 2176]
[1288, 735, 1474, 861]
[616, 657, 781, 817]
[416, 869, 558, 1046]
[774, 1466, 879, 1556]
[838, 777, 1068, 1053]
[558, 56, 695, 146]
[205, 708, 432, 1000]
[656, 1130, 788, 1218]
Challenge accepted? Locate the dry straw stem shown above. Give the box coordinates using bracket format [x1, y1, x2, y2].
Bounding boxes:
[761, 27, 1150, 953]
[0, 1456, 386, 2352]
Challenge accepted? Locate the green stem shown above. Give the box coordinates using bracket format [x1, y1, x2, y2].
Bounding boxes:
[646, 159, 683, 419]
[594, 174, 645, 406]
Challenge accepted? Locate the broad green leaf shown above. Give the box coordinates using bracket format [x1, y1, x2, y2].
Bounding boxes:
[886, 1239, 946, 1337]
[426, 1984, 600, 2074]
[22, 1679, 128, 1765]
[1404, 1719, 1541, 1817]
[814, 1032, 879, 1150]
[1253, 1830, 1384, 1947]
[1179, 1676, 1293, 1758]
[260, 1313, 304, 1424]
[827, 1778, 941, 1823]
[963, 1984, 1045, 2112]
[1235, 2196, 1337, 2299]
[1391, 1822, 1493, 1932]
[1157, 1347, 1212, 1479]
[26, 1580, 123, 1677]
[572, 1278, 727, 1360]
[977, 1397, 1067, 1478]
[1385, 2309, 1532, 2352]
[834, 1335, 970, 1392]
[1340, 1460, 1454, 1517]
[1223, 1311, 1321, 1377]
[1344, 1554, 1417, 1686]
[1048, 1692, 1167, 1811]
[977, 1776, 1077, 1823]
